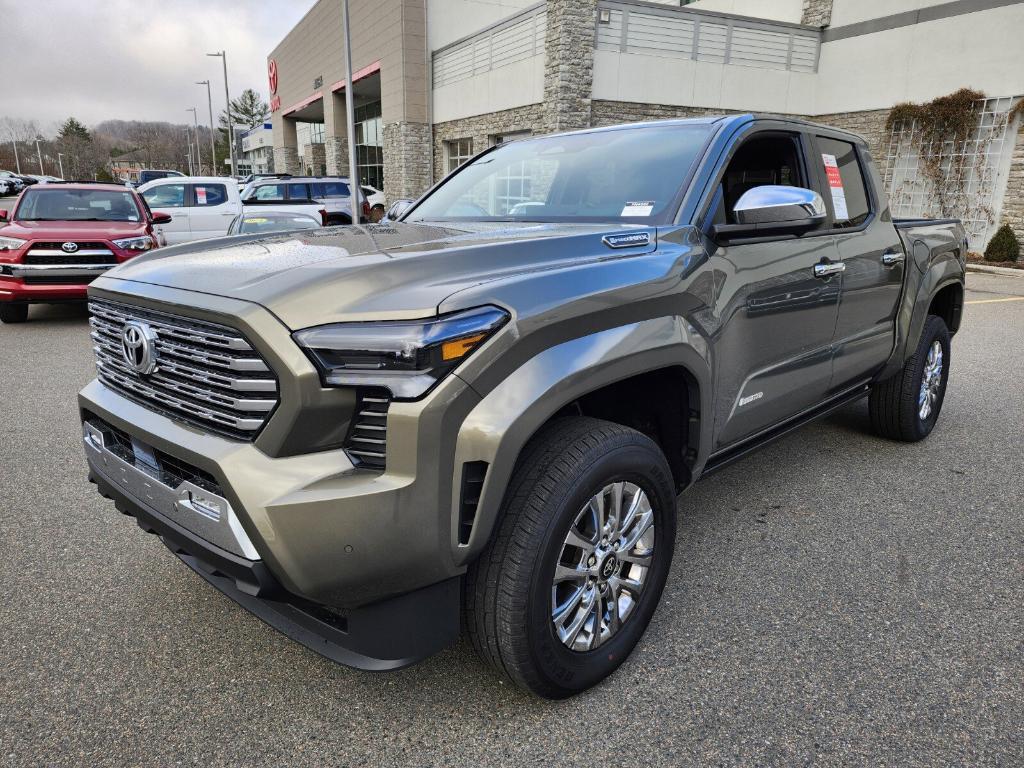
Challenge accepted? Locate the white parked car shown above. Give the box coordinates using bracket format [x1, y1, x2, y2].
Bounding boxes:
[139, 176, 326, 244]
[361, 184, 386, 221]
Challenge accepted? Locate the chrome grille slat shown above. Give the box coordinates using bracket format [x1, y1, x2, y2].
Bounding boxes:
[88, 300, 279, 440]
[90, 301, 254, 351]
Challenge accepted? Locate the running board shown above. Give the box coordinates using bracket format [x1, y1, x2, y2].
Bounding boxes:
[701, 384, 871, 477]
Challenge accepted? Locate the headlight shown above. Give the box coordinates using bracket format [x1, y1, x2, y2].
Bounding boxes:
[0, 236, 26, 252]
[112, 236, 156, 251]
[294, 305, 509, 398]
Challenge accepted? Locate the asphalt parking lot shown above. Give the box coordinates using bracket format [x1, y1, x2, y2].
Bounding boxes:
[0, 272, 1021, 767]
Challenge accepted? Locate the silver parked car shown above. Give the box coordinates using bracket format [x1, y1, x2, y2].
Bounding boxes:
[240, 175, 368, 225]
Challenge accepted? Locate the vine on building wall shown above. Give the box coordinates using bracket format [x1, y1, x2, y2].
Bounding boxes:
[885, 88, 987, 219]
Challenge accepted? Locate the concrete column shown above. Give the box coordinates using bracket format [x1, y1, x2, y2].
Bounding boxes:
[801, 0, 833, 27]
[383, 121, 432, 201]
[543, 0, 598, 134]
[272, 116, 301, 174]
[322, 91, 350, 177]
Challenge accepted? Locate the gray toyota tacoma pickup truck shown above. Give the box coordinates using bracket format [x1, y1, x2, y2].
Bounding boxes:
[79, 115, 966, 698]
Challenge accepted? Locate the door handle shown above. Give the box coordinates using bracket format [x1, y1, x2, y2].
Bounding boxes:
[813, 261, 846, 278]
[881, 250, 905, 266]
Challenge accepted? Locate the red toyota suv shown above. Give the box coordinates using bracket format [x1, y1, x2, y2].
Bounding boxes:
[0, 183, 171, 323]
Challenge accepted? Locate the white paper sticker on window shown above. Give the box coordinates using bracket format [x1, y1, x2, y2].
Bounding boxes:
[196, 187, 208, 205]
[821, 153, 849, 221]
[621, 201, 655, 217]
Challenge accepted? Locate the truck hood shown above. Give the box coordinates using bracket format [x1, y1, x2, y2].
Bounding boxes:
[100, 221, 655, 329]
[0, 219, 149, 241]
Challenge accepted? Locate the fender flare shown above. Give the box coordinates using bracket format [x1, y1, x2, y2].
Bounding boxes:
[448, 317, 713, 565]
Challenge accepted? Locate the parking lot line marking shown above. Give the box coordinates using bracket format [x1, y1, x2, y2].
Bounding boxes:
[965, 297, 1024, 305]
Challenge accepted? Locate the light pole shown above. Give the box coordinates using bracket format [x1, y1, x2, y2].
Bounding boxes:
[8, 130, 19, 174]
[341, 0, 360, 225]
[197, 80, 217, 175]
[57, 152, 65, 179]
[187, 107, 201, 174]
[35, 137, 44, 174]
[207, 51, 237, 176]
[185, 126, 194, 175]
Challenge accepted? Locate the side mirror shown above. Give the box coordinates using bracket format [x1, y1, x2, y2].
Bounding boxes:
[0, 209, 8, 222]
[151, 212, 172, 225]
[713, 185, 826, 241]
[384, 199, 414, 222]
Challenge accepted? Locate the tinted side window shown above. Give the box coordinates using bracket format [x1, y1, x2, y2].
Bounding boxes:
[287, 183, 310, 200]
[253, 184, 285, 201]
[320, 181, 350, 197]
[816, 137, 870, 228]
[142, 184, 186, 208]
[193, 184, 227, 207]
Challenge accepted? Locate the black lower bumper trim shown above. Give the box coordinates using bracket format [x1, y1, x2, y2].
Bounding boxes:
[90, 471, 461, 671]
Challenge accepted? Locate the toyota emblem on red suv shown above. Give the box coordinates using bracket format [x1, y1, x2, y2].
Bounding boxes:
[62, 242, 78, 253]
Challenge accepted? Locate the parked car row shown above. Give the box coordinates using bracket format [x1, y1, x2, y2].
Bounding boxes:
[1, 170, 63, 196]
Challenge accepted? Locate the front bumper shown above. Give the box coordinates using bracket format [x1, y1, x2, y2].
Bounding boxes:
[83, 411, 460, 670]
[0, 275, 90, 302]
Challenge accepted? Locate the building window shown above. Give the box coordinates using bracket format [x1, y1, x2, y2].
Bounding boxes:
[446, 138, 474, 174]
[355, 100, 384, 190]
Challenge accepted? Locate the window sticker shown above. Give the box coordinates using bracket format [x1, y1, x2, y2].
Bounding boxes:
[196, 187, 208, 205]
[621, 201, 655, 217]
[821, 153, 849, 221]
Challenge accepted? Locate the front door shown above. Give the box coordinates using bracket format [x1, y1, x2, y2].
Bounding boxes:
[811, 135, 905, 392]
[186, 182, 238, 241]
[704, 128, 842, 451]
[141, 182, 190, 244]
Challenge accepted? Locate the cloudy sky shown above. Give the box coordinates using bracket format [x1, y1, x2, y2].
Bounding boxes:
[3, 0, 316, 133]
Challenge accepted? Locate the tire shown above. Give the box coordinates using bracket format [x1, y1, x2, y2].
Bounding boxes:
[370, 204, 385, 223]
[465, 416, 677, 698]
[869, 314, 951, 441]
[0, 304, 28, 324]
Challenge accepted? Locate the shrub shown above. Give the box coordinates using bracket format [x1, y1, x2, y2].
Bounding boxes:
[984, 224, 1021, 262]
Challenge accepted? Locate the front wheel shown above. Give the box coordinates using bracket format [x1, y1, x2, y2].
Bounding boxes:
[869, 314, 951, 441]
[465, 417, 677, 698]
[0, 303, 28, 324]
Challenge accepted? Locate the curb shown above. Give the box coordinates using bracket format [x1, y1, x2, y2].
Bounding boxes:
[966, 264, 1024, 277]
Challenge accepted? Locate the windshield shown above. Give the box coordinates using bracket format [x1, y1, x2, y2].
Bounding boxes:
[237, 214, 320, 234]
[15, 188, 142, 222]
[409, 124, 714, 224]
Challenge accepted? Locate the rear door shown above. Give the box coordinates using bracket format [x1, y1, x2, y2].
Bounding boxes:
[703, 125, 843, 451]
[141, 182, 190, 244]
[186, 182, 238, 240]
[810, 134, 905, 392]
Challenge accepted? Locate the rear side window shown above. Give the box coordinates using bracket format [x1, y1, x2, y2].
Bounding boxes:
[314, 181, 350, 198]
[287, 183, 311, 200]
[252, 184, 285, 201]
[192, 184, 227, 207]
[142, 184, 186, 208]
[816, 137, 871, 228]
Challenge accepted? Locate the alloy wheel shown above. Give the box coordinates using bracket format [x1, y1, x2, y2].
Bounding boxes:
[918, 340, 944, 420]
[551, 482, 655, 652]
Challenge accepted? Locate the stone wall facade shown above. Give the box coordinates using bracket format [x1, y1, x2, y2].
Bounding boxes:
[324, 136, 349, 177]
[272, 146, 300, 175]
[300, 142, 326, 176]
[431, 103, 546, 183]
[543, 0, 597, 133]
[999, 118, 1024, 245]
[801, 0, 833, 28]
[383, 121, 432, 201]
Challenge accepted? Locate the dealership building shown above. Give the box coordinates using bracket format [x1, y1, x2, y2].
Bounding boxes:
[268, 0, 1024, 248]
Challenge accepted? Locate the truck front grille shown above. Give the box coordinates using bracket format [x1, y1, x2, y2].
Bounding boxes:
[88, 300, 279, 440]
[344, 390, 390, 469]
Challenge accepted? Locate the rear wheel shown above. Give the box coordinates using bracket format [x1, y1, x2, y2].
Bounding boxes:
[465, 416, 677, 698]
[869, 314, 951, 441]
[370, 204, 385, 223]
[0, 303, 28, 324]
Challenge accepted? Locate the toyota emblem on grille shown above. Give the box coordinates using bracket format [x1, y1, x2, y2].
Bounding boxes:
[121, 320, 159, 375]
[62, 242, 79, 253]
